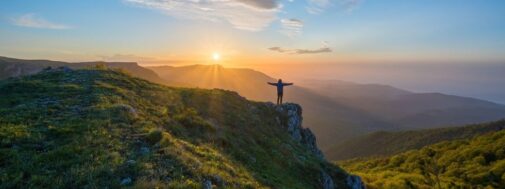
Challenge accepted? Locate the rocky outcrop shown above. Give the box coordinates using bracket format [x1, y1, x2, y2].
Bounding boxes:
[275, 103, 366, 189]
[320, 171, 335, 189]
[275, 103, 324, 159]
[346, 175, 365, 189]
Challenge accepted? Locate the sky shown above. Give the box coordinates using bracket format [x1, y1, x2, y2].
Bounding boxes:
[1, 0, 505, 64]
[1, 0, 505, 103]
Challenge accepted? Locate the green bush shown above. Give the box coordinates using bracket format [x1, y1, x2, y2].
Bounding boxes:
[146, 129, 163, 145]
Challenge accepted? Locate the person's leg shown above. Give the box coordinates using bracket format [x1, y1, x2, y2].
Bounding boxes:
[277, 94, 280, 105]
[280, 93, 283, 104]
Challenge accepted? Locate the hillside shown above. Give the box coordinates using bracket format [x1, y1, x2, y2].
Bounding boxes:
[0, 67, 363, 188]
[149, 65, 396, 149]
[149, 64, 505, 149]
[301, 80, 505, 130]
[340, 129, 505, 188]
[5, 57, 505, 153]
[0, 56, 166, 84]
[327, 120, 505, 160]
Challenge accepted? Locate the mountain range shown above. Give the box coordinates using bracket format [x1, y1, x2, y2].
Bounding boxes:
[2, 56, 505, 152]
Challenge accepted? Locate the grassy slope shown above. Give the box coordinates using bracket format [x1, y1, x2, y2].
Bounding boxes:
[327, 120, 505, 160]
[149, 65, 397, 149]
[0, 68, 349, 188]
[340, 129, 505, 188]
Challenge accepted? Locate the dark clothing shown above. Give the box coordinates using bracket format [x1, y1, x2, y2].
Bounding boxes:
[268, 81, 293, 94]
[268, 81, 293, 105]
[277, 93, 283, 105]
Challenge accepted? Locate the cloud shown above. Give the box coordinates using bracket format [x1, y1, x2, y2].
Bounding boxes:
[306, 0, 331, 14]
[11, 14, 70, 29]
[125, 0, 281, 31]
[280, 18, 304, 37]
[306, 0, 361, 14]
[268, 46, 332, 54]
[339, 0, 362, 12]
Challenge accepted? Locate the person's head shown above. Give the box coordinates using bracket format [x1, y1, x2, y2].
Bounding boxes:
[278, 79, 282, 83]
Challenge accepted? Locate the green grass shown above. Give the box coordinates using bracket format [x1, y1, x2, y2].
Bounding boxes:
[340, 129, 505, 188]
[0, 68, 349, 188]
[327, 120, 505, 160]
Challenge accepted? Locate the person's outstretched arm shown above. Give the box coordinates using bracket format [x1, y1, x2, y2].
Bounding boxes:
[267, 82, 277, 85]
[283, 82, 294, 86]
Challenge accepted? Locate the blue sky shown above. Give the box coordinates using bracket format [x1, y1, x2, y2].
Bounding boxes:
[1, 0, 504, 64]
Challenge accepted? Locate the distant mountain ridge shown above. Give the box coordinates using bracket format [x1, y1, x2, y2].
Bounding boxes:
[327, 119, 505, 160]
[0, 56, 166, 84]
[300, 80, 505, 130]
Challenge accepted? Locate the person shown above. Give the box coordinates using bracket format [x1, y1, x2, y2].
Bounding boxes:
[267, 79, 293, 105]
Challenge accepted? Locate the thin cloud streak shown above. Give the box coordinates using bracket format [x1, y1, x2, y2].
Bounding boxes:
[280, 18, 304, 37]
[11, 14, 71, 29]
[268, 46, 332, 54]
[306, 0, 361, 14]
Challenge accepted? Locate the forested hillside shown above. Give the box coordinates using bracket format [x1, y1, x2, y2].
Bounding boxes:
[327, 120, 505, 160]
[340, 129, 505, 188]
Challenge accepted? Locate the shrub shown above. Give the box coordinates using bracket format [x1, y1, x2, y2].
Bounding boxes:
[146, 129, 163, 145]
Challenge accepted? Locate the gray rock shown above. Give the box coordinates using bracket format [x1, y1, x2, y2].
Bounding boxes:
[115, 104, 137, 117]
[120, 177, 132, 186]
[346, 175, 365, 189]
[211, 175, 224, 186]
[126, 159, 136, 165]
[320, 171, 334, 189]
[276, 103, 325, 159]
[140, 147, 150, 155]
[202, 179, 212, 189]
[300, 128, 324, 159]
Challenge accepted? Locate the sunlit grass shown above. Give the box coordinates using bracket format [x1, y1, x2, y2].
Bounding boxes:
[0, 67, 348, 188]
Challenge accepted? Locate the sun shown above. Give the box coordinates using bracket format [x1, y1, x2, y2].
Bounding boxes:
[212, 52, 221, 61]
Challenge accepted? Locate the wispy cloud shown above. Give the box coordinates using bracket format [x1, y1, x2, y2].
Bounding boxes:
[125, 0, 281, 31]
[280, 18, 304, 37]
[306, 0, 361, 14]
[269, 42, 332, 54]
[339, 0, 362, 12]
[11, 14, 71, 29]
[306, 0, 331, 14]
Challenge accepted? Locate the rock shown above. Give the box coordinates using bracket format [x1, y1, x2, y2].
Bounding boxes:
[202, 179, 212, 189]
[211, 175, 224, 186]
[116, 104, 137, 117]
[120, 177, 132, 186]
[126, 159, 136, 165]
[276, 103, 325, 159]
[346, 175, 365, 189]
[275, 103, 365, 189]
[140, 147, 150, 155]
[300, 128, 324, 159]
[320, 171, 334, 189]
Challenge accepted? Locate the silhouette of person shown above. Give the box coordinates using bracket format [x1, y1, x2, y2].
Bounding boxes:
[267, 79, 293, 105]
